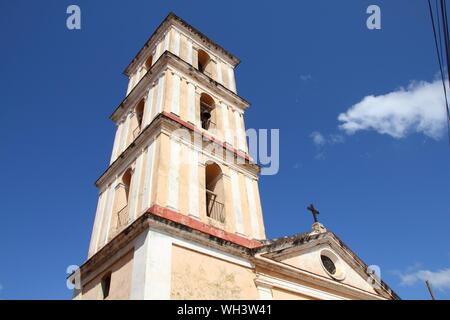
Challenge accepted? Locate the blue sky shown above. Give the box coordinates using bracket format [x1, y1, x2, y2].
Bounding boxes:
[0, 0, 449, 300]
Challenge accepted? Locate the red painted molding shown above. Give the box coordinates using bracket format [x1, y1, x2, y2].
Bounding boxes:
[161, 111, 253, 163]
[147, 204, 263, 249]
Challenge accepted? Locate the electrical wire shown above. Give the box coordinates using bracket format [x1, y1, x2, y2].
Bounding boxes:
[427, 0, 450, 145]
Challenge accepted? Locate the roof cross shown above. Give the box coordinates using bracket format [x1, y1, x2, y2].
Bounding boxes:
[307, 204, 320, 223]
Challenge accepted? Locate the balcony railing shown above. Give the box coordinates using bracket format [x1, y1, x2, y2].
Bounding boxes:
[206, 190, 225, 223]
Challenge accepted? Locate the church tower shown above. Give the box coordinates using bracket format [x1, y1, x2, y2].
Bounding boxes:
[73, 13, 398, 300]
[75, 13, 266, 300]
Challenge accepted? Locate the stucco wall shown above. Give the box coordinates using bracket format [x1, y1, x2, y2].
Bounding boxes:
[81, 250, 134, 300]
[280, 244, 378, 294]
[170, 244, 258, 299]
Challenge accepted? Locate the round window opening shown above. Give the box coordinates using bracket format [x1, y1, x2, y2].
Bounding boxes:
[319, 249, 346, 281]
[321, 255, 336, 275]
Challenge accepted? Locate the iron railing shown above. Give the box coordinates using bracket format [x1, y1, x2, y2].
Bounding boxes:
[206, 189, 225, 223]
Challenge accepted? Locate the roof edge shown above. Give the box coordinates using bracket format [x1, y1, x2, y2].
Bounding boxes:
[123, 12, 241, 77]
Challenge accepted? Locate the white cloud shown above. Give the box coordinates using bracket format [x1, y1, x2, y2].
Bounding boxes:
[310, 131, 345, 147]
[338, 80, 448, 139]
[309, 131, 345, 160]
[399, 268, 450, 291]
[310, 131, 326, 147]
[300, 74, 312, 81]
[329, 133, 345, 144]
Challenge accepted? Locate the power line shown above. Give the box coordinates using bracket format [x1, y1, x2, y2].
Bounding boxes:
[427, 0, 450, 146]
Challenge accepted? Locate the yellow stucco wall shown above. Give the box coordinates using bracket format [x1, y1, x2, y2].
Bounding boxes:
[81, 250, 134, 300]
[171, 244, 259, 299]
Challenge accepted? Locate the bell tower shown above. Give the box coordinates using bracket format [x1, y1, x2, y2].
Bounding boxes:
[75, 13, 266, 300]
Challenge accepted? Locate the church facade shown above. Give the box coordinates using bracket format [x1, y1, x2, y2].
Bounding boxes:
[72, 13, 399, 300]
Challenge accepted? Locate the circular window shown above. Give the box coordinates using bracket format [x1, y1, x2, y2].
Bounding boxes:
[319, 249, 346, 281]
[321, 255, 336, 275]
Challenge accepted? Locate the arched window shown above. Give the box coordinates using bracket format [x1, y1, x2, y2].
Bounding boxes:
[144, 55, 153, 72]
[198, 49, 211, 75]
[200, 93, 216, 130]
[132, 99, 145, 139]
[205, 162, 225, 223]
[121, 169, 132, 203]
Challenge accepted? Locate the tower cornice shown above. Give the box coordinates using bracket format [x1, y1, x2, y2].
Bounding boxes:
[96, 112, 260, 189]
[112, 51, 250, 123]
[123, 12, 240, 77]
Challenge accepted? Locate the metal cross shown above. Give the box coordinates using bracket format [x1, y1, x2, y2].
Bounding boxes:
[307, 204, 320, 223]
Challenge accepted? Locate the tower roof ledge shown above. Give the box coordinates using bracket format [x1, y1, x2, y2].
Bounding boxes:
[123, 12, 241, 77]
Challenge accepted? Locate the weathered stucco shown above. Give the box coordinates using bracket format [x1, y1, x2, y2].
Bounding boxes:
[170, 244, 259, 300]
[81, 250, 134, 300]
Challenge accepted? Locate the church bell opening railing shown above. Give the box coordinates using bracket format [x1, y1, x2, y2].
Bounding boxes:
[206, 189, 225, 223]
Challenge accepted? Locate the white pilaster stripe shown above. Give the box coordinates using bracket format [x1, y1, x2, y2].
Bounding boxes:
[119, 114, 131, 153]
[216, 61, 223, 83]
[171, 73, 181, 116]
[137, 68, 144, 82]
[110, 123, 123, 164]
[221, 103, 232, 144]
[173, 30, 180, 55]
[103, 184, 116, 244]
[126, 77, 133, 95]
[164, 31, 170, 53]
[228, 66, 236, 92]
[245, 176, 260, 239]
[142, 85, 155, 127]
[130, 231, 148, 299]
[239, 114, 247, 152]
[155, 74, 165, 114]
[187, 82, 196, 124]
[141, 142, 155, 212]
[128, 154, 144, 220]
[186, 39, 193, 65]
[234, 111, 246, 151]
[188, 149, 199, 218]
[230, 169, 245, 235]
[92, 191, 107, 252]
[145, 230, 172, 299]
[155, 41, 162, 61]
[167, 139, 180, 210]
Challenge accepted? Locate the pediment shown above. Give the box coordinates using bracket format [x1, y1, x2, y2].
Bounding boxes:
[261, 233, 390, 297]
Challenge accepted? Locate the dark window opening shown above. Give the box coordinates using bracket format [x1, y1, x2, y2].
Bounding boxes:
[144, 55, 153, 72]
[205, 162, 225, 223]
[101, 273, 111, 299]
[321, 255, 336, 275]
[200, 93, 215, 130]
[135, 99, 145, 134]
[198, 49, 211, 74]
